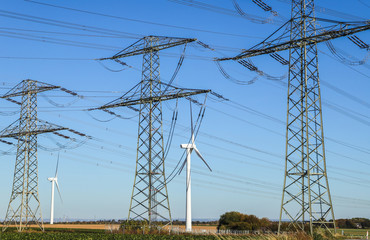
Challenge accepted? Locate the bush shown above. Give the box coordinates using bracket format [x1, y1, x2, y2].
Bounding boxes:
[217, 211, 273, 231]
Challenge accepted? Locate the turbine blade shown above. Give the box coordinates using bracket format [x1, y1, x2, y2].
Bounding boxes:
[194, 147, 212, 172]
[55, 152, 60, 178]
[55, 180, 63, 204]
[190, 100, 194, 144]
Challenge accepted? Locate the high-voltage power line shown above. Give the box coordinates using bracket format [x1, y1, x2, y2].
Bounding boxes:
[91, 35, 210, 227]
[217, 0, 370, 235]
[0, 79, 87, 232]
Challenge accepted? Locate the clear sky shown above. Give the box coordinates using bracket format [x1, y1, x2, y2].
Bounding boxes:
[0, 0, 369, 222]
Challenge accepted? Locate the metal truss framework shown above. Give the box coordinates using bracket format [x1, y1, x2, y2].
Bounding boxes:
[94, 36, 209, 226]
[219, 19, 370, 61]
[1, 80, 66, 232]
[218, 0, 370, 235]
[279, 0, 335, 233]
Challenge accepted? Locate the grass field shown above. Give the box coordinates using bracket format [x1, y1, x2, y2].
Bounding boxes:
[339, 228, 369, 237]
[0, 225, 314, 240]
[0, 232, 314, 240]
[0, 224, 368, 239]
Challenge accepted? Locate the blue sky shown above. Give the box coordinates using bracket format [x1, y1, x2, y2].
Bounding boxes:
[0, 0, 369, 222]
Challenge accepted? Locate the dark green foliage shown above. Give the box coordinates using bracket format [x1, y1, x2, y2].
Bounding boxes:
[336, 218, 370, 229]
[217, 211, 272, 231]
[218, 211, 243, 228]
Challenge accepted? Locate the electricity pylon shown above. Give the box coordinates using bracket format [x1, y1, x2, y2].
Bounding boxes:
[218, 0, 370, 234]
[0, 79, 81, 232]
[93, 35, 210, 226]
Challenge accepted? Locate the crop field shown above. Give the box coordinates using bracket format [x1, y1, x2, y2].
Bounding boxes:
[43, 223, 119, 230]
[1, 226, 366, 239]
[339, 228, 370, 237]
[1, 224, 367, 239]
[2, 224, 119, 230]
[0, 232, 315, 240]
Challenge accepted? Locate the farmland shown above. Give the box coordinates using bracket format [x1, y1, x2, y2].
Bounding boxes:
[1, 223, 368, 239]
[0, 232, 315, 240]
[0, 224, 326, 240]
[339, 228, 370, 238]
[0, 226, 362, 240]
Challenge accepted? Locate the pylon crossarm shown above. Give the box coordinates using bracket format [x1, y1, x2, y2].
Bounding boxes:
[0, 121, 67, 139]
[218, 21, 370, 61]
[1, 80, 59, 98]
[98, 36, 196, 60]
[93, 89, 210, 110]
[0, 120, 19, 138]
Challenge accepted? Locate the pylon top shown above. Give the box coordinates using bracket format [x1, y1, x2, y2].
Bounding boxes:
[1, 79, 59, 98]
[217, 18, 370, 61]
[98, 35, 197, 60]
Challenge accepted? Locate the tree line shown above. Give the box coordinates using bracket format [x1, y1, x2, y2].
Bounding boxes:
[336, 218, 370, 229]
[217, 212, 370, 231]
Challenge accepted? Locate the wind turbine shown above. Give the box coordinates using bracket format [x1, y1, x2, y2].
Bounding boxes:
[180, 101, 212, 232]
[48, 153, 63, 225]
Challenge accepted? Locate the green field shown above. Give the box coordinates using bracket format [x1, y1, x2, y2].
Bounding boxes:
[0, 229, 368, 239]
[0, 233, 218, 240]
[339, 228, 370, 237]
[0, 232, 313, 240]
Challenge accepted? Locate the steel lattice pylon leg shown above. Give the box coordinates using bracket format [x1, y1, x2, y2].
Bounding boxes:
[3, 80, 44, 232]
[128, 37, 172, 226]
[91, 35, 207, 227]
[278, 0, 336, 234]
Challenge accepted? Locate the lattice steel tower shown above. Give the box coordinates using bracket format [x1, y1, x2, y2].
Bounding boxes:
[280, 0, 335, 233]
[94, 36, 209, 226]
[218, 0, 370, 234]
[0, 80, 67, 231]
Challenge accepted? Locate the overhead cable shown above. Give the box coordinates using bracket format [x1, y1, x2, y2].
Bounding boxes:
[25, 0, 262, 39]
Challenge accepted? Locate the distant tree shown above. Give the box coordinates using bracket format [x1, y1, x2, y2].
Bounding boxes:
[260, 217, 270, 230]
[336, 218, 370, 229]
[362, 218, 370, 228]
[229, 222, 252, 230]
[218, 211, 243, 229]
[243, 214, 261, 230]
[217, 211, 273, 231]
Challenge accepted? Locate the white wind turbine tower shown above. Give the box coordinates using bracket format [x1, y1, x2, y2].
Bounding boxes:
[180, 101, 212, 232]
[48, 153, 63, 225]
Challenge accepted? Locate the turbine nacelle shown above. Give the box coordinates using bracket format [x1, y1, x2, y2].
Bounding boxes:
[179, 100, 212, 173]
[180, 143, 196, 149]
